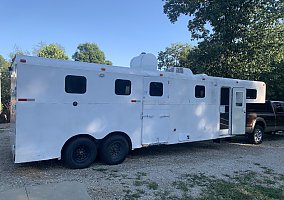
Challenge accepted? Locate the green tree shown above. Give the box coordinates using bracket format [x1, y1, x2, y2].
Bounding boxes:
[261, 61, 284, 100]
[72, 43, 112, 65]
[0, 55, 11, 118]
[157, 43, 191, 70]
[37, 43, 69, 60]
[163, 0, 284, 80]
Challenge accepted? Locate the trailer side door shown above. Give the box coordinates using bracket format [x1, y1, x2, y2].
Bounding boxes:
[142, 77, 170, 145]
[232, 87, 246, 135]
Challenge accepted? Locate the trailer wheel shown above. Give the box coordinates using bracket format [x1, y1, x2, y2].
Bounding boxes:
[249, 125, 263, 144]
[99, 135, 129, 165]
[63, 137, 97, 169]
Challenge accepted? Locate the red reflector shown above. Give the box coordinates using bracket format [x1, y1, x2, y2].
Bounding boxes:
[20, 59, 27, 63]
[18, 98, 35, 102]
[18, 98, 27, 101]
[131, 100, 141, 103]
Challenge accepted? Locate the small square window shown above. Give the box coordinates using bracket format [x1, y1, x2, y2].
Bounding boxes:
[246, 89, 257, 99]
[195, 85, 205, 98]
[150, 82, 163, 96]
[115, 79, 131, 95]
[236, 92, 243, 107]
[65, 75, 86, 94]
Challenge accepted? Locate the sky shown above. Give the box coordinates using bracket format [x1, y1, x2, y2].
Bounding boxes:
[0, 0, 196, 67]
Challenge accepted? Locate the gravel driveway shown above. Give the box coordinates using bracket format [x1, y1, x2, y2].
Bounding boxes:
[0, 124, 283, 199]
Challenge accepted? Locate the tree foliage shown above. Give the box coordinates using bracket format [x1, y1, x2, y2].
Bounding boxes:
[37, 43, 69, 60]
[72, 43, 112, 65]
[157, 43, 191, 70]
[261, 61, 284, 100]
[164, 0, 284, 99]
[0, 55, 10, 115]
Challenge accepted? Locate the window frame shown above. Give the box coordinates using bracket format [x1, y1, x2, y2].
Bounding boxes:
[65, 75, 87, 94]
[149, 82, 164, 97]
[246, 89, 257, 99]
[195, 85, 206, 98]
[115, 79, 131, 96]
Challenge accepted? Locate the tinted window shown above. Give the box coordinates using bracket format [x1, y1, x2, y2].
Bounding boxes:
[274, 102, 284, 113]
[220, 87, 230, 105]
[246, 89, 257, 99]
[65, 75, 86, 94]
[195, 85, 205, 98]
[115, 79, 131, 95]
[247, 101, 273, 112]
[150, 82, 163, 96]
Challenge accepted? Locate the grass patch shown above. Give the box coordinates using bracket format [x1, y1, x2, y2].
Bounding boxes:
[136, 172, 147, 180]
[168, 170, 284, 200]
[124, 189, 145, 200]
[154, 190, 178, 200]
[147, 181, 159, 190]
[92, 167, 108, 172]
[173, 180, 189, 192]
[260, 166, 274, 174]
[200, 180, 284, 200]
[133, 180, 144, 186]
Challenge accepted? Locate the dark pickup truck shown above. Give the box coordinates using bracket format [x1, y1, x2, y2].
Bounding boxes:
[246, 100, 284, 144]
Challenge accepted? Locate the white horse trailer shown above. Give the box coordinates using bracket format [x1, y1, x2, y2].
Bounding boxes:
[10, 53, 266, 168]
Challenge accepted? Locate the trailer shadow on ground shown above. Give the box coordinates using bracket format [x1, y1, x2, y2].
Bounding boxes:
[12, 132, 284, 170]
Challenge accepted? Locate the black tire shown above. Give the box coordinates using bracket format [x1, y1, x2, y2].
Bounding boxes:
[249, 125, 264, 144]
[99, 135, 129, 165]
[63, 137, 97, 169]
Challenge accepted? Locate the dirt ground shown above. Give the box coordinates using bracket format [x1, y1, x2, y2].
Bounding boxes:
[0, 124, 283, 199]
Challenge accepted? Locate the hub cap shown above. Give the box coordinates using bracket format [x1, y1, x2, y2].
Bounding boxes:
[73, 145, 89, 162]
[254, 129, 262, 143]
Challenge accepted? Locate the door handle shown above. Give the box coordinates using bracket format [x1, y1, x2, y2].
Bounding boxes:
[142, 115, 154, 118]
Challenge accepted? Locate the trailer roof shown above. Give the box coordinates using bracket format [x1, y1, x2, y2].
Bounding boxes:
[13, 54, 265, 87]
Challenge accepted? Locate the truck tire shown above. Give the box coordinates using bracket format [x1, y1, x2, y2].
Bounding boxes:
[63, 137, 97, 169]
[99, 135, 129, 165]
[249, 125, 263, 144]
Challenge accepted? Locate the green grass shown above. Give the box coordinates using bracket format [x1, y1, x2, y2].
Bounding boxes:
[124, 189, 145, 200]
[173, 180, 189, 192]
[92, 167, 108, 172]
[133, 180, 144, 186]
[147, 181, 159, 190]
[170, 170, 284, 200]
[200, 180, 284, 200]
[123, 168, 284, 200]
[135, 172, 147, 180]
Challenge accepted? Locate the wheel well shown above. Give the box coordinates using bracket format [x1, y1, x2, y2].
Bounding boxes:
[101, 131, 132, 151]
[61, 134, 97, 155]
[255, 121, 265, 130]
